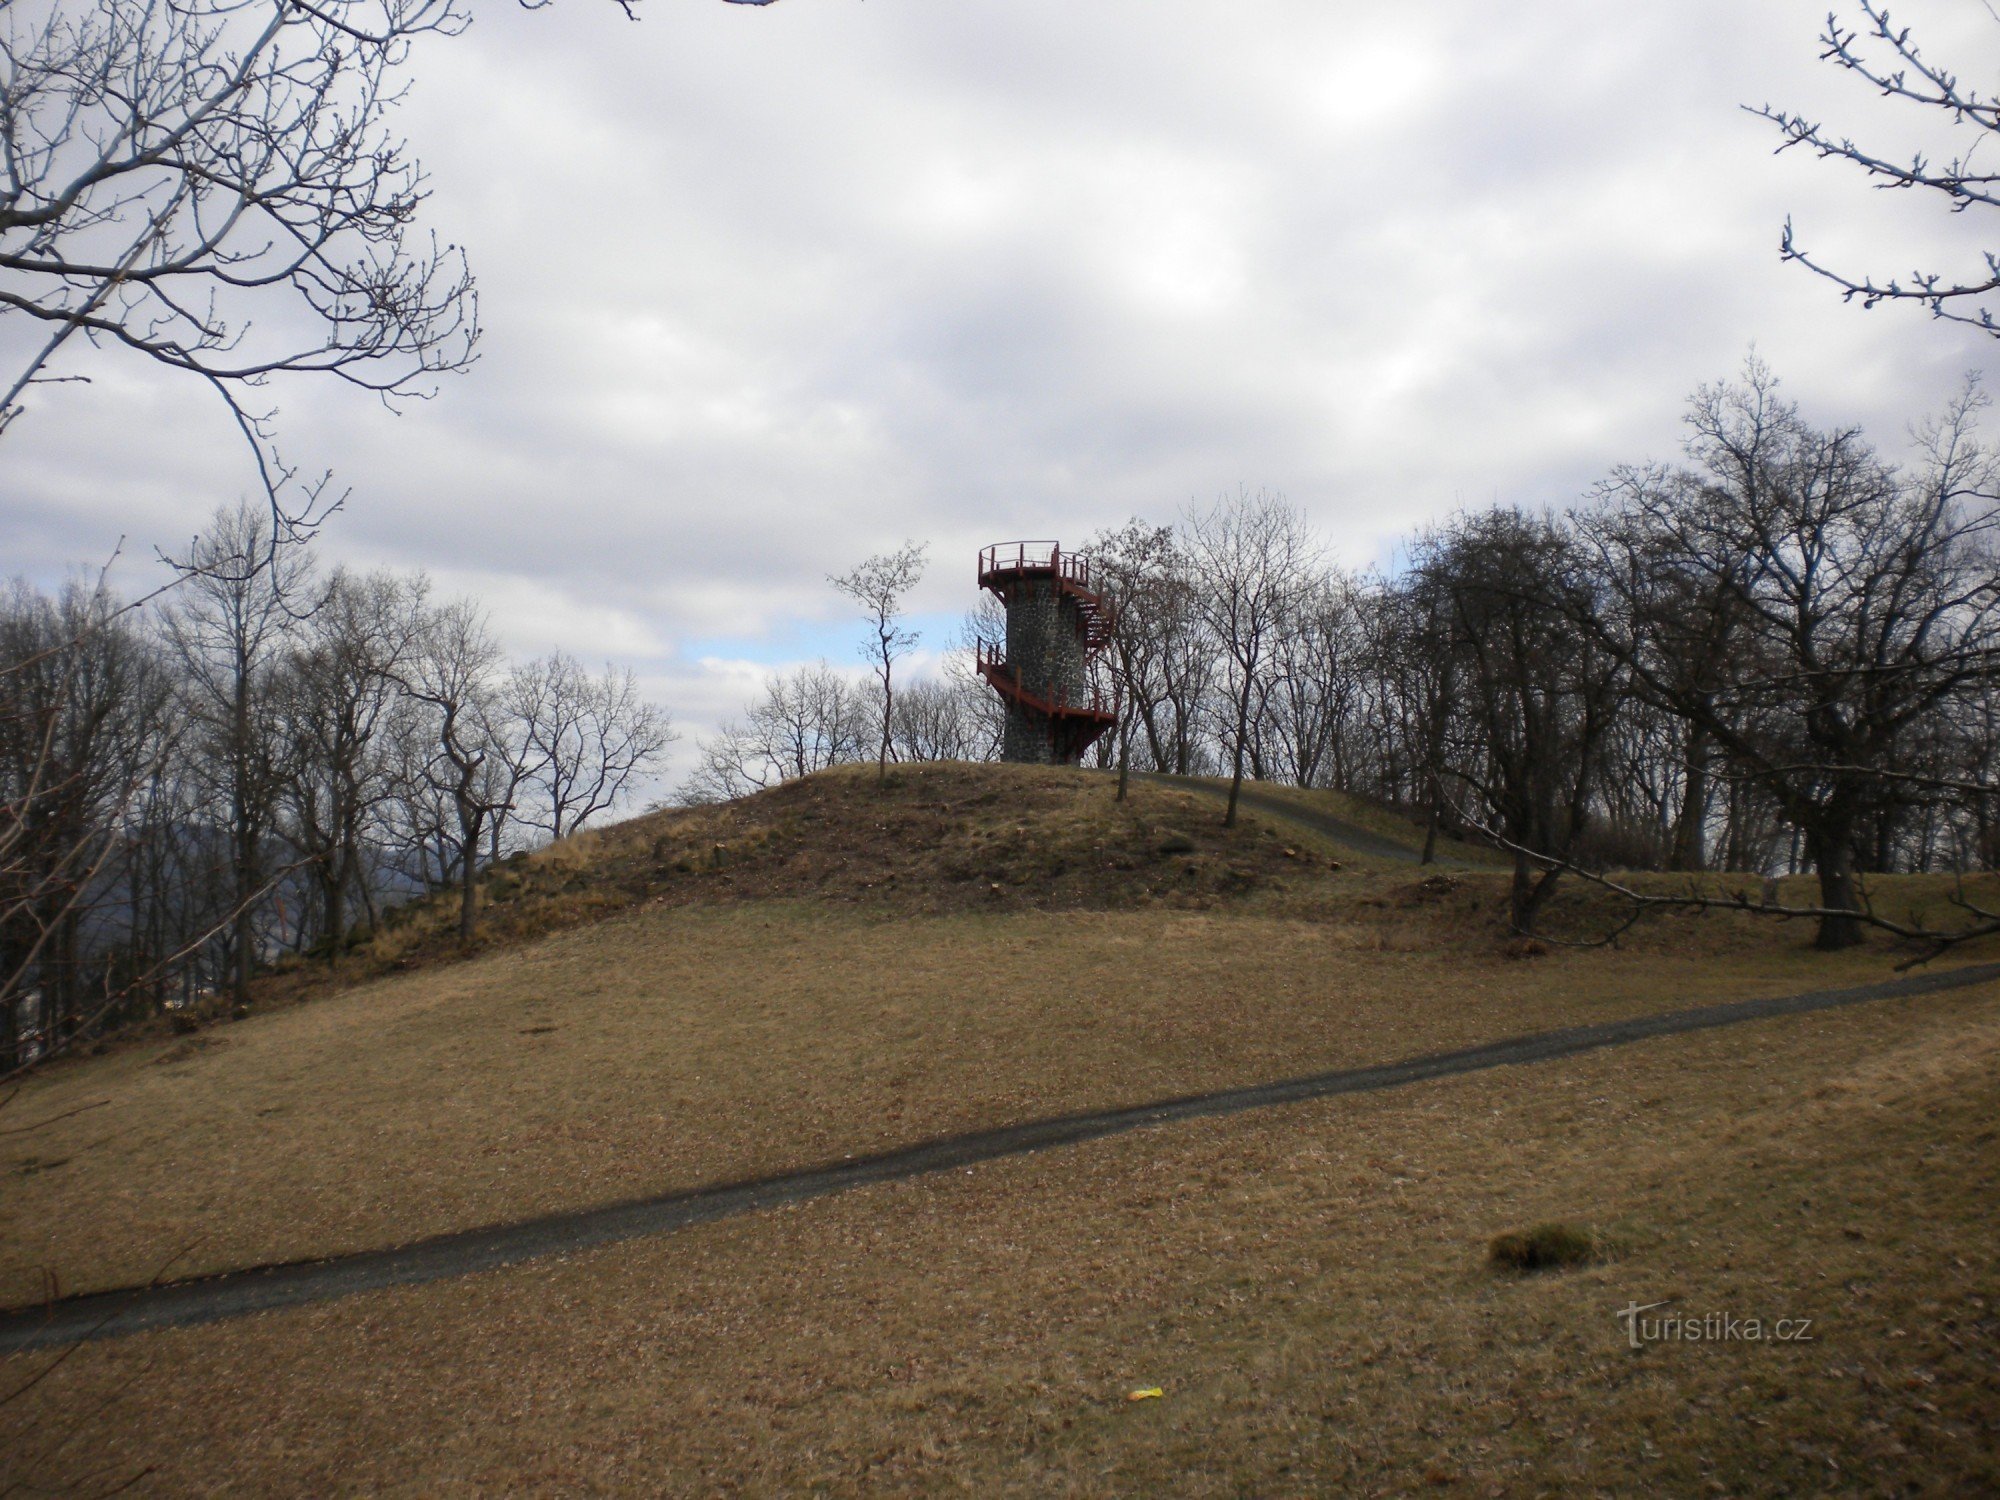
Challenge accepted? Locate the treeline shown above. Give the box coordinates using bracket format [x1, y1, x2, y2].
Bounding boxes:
[2, 504, 673, 1069]
[681, 659, 1000, 803]
[1102, 363, 2000, 946]
[690, 363, 2000, 950]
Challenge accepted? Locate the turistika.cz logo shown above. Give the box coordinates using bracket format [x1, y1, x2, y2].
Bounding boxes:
[1616, 1301, 1816, 1350]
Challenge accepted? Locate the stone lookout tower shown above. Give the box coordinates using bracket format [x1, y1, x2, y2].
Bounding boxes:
[975, 540, 1117, 764]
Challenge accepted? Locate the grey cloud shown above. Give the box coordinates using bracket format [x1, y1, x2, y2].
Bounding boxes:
[8, 0, 1999, 790]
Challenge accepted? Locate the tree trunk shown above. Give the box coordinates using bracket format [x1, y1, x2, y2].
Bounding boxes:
[230, 665, 257, 1008]
[1871, 811, 1896, 874]
[1225, 676, 1254, 827]
[233, 900, 254, 1008]
[1419, 766, 1442, 866]
[1806, 824, 1866, 950]
[878, 670, 892, 786]
[1670, 732, 1710, 872]
[1508, 849, 1535, 932]
[1139, 696, 1167, 773]
[458, 807, 482, 942]
[325, 867, 346, 960]
[1508, 850, 1564, 935]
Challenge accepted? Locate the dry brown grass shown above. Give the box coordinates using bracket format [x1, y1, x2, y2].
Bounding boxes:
[252, 762, 1348, 1001]
[4, 966, 1996, 1495]
[5, 762, 1999, 1493]
[5, 876, 1966, 1307]
[1172, 774, 1513, 867]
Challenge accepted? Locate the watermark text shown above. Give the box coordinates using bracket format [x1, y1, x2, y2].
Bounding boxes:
[1616, 1300, 1815, 1349]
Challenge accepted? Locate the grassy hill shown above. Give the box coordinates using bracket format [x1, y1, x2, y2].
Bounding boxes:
[4, 762, 1998, 1494]
[272, 762, 1353, 992]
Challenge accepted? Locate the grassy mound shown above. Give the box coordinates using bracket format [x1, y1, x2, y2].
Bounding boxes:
[261, 763, 1339, 998]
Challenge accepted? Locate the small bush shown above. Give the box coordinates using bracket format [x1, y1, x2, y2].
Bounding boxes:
[1488, 1221, 1597, 1272]
[1569, 815, 1665, 872]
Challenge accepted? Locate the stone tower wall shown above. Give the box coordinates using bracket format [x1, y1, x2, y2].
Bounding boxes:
[1004, 577, 1086, 700]
[999, 576, 1088, 764]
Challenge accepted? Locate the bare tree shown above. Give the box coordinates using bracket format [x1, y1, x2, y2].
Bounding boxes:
[1182, 489, 1318, 826]
[377, 693, 456, 894]
[1414, 509, 1626, 934]
[1087, 519, 1181, 799]
[830, 540, 928, 785]
[396, 598, 508, 941]
[1753, 3, 2000, 335]
[1360, 569, 1464, 863]
[163, 503, 314, 1003]
[1264, 570, 1368, 792]
[0, 577, 167, 1065]
[511, 653, 674, 841]
[887, 673, 994, 764]
[0, 0, 480, 513]
[276, 566, 426, 953]
[1584, 362, 2000, 948]
[942, 607, 1006, 764]
[1104, 529, 1218, 779]
[680, 661, 869, 803]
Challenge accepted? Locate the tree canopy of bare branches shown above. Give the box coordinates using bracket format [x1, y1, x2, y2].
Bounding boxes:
[0, 0, 481, 512]
[830, 541, 928, 785]
[1182, 489, 1319, 826]
[1585, 360, 2000, 946]
[0, 0, 783, 516]
[509, 653, 675, 841]
[1753, 2, 2000, 334]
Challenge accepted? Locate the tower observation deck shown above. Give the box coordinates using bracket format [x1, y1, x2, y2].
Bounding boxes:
[976, 540, 1117, 765]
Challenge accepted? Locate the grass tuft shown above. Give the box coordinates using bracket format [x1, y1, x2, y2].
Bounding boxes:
[1487, 1220, 1598, 1272]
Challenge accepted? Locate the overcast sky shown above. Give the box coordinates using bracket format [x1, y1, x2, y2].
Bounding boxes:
[8, 0, 2000, 788]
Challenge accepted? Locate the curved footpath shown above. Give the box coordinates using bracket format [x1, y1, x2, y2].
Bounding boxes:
[1133, 772, 1471, 866]
[4, 960, 1997, 1356]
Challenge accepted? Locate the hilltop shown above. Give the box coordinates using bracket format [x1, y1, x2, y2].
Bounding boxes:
[275, 762, 1365, 998]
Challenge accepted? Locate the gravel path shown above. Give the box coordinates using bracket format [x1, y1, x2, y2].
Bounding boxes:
[3, 959, 1995, 1356]
[1134, 772, 1473, 866]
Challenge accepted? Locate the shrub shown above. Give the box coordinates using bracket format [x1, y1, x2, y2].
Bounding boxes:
[1488, 1221, 1597, 1272]
[1569, 815, 1665, 873]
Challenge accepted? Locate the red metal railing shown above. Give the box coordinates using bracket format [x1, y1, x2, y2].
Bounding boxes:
[976, 638, 1116, 719]
[977, 540, 1096, 593]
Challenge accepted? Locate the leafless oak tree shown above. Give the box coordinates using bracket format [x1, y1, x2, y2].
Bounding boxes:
[276, 565, 426, 952]
[395, 597, 509, 941]
[1584, 360, 2000, 947]
[163, 502, 314, 1002]
[1413, 509, 1626, 934]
